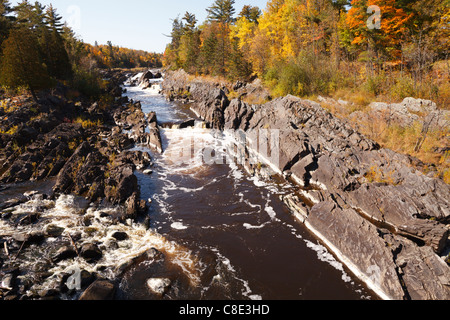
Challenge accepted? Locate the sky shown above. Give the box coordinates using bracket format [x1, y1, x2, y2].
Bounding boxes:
[10, 0, 269, 53]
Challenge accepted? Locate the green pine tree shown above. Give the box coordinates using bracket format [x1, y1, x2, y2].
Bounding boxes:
[227, 38, 253, 81]
[41, 4, 72, 80]
[206, 0, 236, 24]
[0, 0, 13, 51]
[238, 5, 261, 24]
[0, 27, 52, 102]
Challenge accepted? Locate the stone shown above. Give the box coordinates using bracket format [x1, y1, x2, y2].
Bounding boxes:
[12, 231, 44, 244]
[178, 119, 196, 129]
[146, 278, 171, 296]
[45, 224, 65, 238]
[392, 235, 450, 300]
[111, 231, 128, 241]
[79, 280, 116, 300]
[80, 243, 102, 262]
[397, 219, 449, 255]
[51, 246, 78, 263]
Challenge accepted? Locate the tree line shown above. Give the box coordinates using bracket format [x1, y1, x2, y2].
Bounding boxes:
[86, 41, 162, 70]
[0, 0, 162, 101]
[163, 0, 449, 103]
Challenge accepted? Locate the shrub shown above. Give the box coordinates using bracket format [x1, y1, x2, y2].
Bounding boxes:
[263, 52, 341, 98]
[74, 117, 102, 129]
[71, 69, 101, 99]
[364, 74, 386, 96]
[390, 75, 415, 100]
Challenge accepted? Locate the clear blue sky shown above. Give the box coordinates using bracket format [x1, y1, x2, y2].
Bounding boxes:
[10, 0, 268, 53]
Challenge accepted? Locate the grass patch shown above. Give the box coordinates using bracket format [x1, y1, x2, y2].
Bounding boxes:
[0, 125, 19, 135]
[74, 117, 103, 129]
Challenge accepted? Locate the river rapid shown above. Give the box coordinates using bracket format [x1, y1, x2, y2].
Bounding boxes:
[117, 83, 377, 300]
[0, 79, 377, 300]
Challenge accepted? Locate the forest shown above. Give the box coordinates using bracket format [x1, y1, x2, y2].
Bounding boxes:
[0, 0, 162, 100]
[164, 0, 449, 102]
[0, 0, 449, 182]
[164, 0, 449, 183]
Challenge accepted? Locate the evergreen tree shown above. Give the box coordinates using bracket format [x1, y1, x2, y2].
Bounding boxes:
[179, 12, 200, 72]
[14, 0, 46, 33]
[170, 16, 184, 49]
[227, 38, 253, 81]
[163, 16, 184, 69]
[61, 23, 85, 67]
[0, 26, 52, 101]
[0, 0, 13, 51]
[41, 4, 73, 80]
[182, 11, 197, 32]
[206, 0, 236, 24]
[199, 31, 218, 74]
[41, 28, 73, 80]
[238, 5, 261, 24]
[44, 3, 63, 32]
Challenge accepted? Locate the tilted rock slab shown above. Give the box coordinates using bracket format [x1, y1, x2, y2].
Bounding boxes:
[161, 71, 450, 300]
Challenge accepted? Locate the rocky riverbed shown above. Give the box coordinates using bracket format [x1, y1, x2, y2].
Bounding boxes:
[161, 69, 450, 300]
[1, 68, 449, 301]
[0, 70, 170, 300]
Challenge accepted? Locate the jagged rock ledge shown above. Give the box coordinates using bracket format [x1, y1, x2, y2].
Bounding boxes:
[0, 70, 164, 300]
[161, 69, 450, 300]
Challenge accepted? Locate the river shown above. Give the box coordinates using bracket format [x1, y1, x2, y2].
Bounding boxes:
[116, 83, 377, 300]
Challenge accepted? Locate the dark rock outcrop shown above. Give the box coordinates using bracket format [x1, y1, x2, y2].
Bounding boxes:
[161, 70, 450, 300]
[79, 279, 116, 300]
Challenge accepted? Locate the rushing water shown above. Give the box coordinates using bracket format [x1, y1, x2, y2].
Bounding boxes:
[0, 82, 377, 300]
[118, 84, 377, 300]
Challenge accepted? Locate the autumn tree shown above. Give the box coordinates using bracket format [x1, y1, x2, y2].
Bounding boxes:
[346, 0, 413, 64]
[0, 27, 52, 101]
[230, 5, 261, 78]
[205, 0, 237, 76]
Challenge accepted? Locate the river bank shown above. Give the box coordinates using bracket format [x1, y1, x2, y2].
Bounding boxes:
[0, 70, 172, 300]
[1, 68, 448, 301]
[160, 69, 450, 300]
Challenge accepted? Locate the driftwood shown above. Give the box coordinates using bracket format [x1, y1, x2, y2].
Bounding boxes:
[66, 232, 79, 257]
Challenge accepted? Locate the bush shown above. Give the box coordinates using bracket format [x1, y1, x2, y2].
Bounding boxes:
[390, 75, 415, 100]
[364, 74, 386, 96]
[71, 69, 101, 99]
[263, 52, 341, 98]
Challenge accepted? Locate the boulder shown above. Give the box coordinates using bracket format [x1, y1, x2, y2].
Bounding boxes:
[178, 119, 196, 129]
[80, 243, 103, 263]
[146, 278, 171, 296]
[111, 231, 128, 241]
[52, 246, 78, 263]
[79, 279, 116, 300]
[138, 71, 154, 86]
